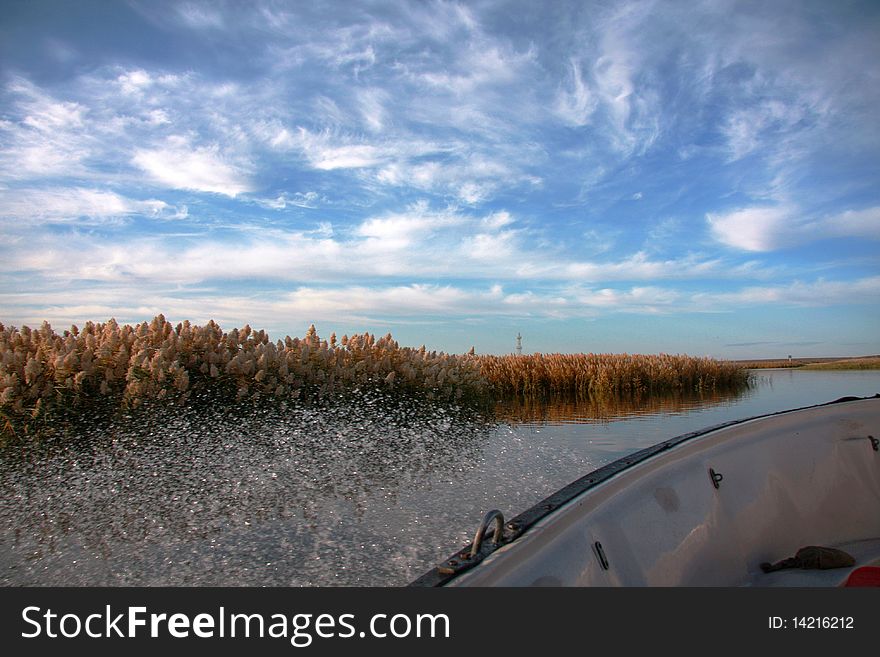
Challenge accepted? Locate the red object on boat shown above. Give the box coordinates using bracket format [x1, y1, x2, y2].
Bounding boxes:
[843, 566, 880, 587]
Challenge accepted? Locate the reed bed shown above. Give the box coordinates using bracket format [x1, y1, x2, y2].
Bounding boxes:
[479, 352, 749, 400]
[0, 315, 484, 438]
[1, 315, 750, 439]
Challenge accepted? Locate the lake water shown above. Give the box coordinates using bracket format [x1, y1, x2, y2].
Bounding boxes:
[1, 368, 878, 586]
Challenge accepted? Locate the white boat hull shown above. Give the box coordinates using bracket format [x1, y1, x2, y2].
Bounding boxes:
[414, 396, 880, 586]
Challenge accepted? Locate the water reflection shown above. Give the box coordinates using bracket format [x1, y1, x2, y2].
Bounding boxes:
[494, 386, 754, 426]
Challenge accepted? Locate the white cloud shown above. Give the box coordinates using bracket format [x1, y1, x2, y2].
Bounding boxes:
[0, 72, 222, 191]
[0, 284, 537, 333]
[2, 201, 743, 291]
[569, 285, 682, 312]
[375, 153, 524, 205]
[555, 59, 596, 127]
[694, 276, 880, 308]
[0, 78, 92, 178]
[722, 100, 810, 161]
[0, 8, 542, 209]
[460, 230, 518, 263]
[252, 120, 299, 150]
[707, 205, 880, 251]
[281, 284, 488, 319]
[292, 128, 387, 170]
[594, 52, 634, 135]
[585, 2, 662, 154]
[481, 211, 514, 230]
[117, 69, 154, 95]
[417, 41, 535, 95]
[7, 75, 86, 132]
[0, 138, 88, 179]
[311, 144, 384, 170]
[707, 206, 790, 251]
[7, 274, 879, 339]
[175, 2, 225, 29]
[255, 191, 324, 210]
[333, 45, 377, 70]
[132, 136, 252, 196]
[146, 109, 171, 126]
[0, 187, 182, 224]
[356, 88, 390, 132]
[354, 203, 467, 255]
[281, 124, 527, 205]
[553, 251, 719, 283]
[829, 207, 880, 239]
[311, 96, 350, 127]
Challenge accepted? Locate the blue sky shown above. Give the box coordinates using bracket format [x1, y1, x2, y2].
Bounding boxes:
[1, 0, 878, 358]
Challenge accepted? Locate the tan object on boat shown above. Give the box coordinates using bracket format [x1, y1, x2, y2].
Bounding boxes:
[760, 546, 856, 573]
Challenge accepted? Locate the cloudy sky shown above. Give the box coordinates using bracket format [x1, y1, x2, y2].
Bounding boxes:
[1, 0, 878, 357]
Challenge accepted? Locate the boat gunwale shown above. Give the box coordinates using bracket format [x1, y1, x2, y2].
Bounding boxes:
[408, 393, 880, 587]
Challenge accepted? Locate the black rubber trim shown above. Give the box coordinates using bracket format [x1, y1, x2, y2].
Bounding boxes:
[408, 393, 880, 587]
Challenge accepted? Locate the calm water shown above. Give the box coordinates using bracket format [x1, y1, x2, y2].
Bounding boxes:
[1, 369, 878, 586]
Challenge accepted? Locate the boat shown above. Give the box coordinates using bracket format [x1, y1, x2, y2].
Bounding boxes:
[410, 395, 880, 586]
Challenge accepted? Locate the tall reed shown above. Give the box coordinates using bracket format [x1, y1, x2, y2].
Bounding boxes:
[1, 315, 750, 439]
[479, 352, 750, 400]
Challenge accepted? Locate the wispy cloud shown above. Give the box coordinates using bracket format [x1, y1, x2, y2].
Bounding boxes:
[1, 200, 770, 290]
[694, 275, 880, 308]
[0, 187, 183, 224]
[555, 59, 596, 127]
[254, 191, 325, 210]
[174, 2, 225, 30]
[132, 136, 252, 196]
[291, 128, 389, 171]
[0, 78, 92, 179]
[721, 100, 811, 162]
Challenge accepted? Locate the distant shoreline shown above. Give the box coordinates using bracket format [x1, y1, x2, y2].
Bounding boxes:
[730, 356, 880, 370]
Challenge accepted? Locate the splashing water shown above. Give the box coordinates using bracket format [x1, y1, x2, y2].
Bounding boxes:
[0, 390, 493, 585]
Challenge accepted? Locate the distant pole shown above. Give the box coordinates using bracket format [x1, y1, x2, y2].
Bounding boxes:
[516, 332, 522, 356]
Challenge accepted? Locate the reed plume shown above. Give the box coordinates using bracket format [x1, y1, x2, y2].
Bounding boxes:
[0, 315, 750, 439]
[478, 352, 749, 400]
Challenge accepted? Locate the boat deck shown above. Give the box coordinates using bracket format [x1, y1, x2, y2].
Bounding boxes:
[746, 537, 880, 587]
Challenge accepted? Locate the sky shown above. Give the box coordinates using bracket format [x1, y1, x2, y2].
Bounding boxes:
[0, 0, 878, 358]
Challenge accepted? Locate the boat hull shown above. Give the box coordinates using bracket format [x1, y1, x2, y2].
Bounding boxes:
[412, 396, 880, 587]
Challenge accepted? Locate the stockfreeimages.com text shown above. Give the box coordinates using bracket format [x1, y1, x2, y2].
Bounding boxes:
[21, 605, 450, 647]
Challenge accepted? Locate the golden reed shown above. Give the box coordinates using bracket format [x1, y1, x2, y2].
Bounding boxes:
[1, 315, 749, 438]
